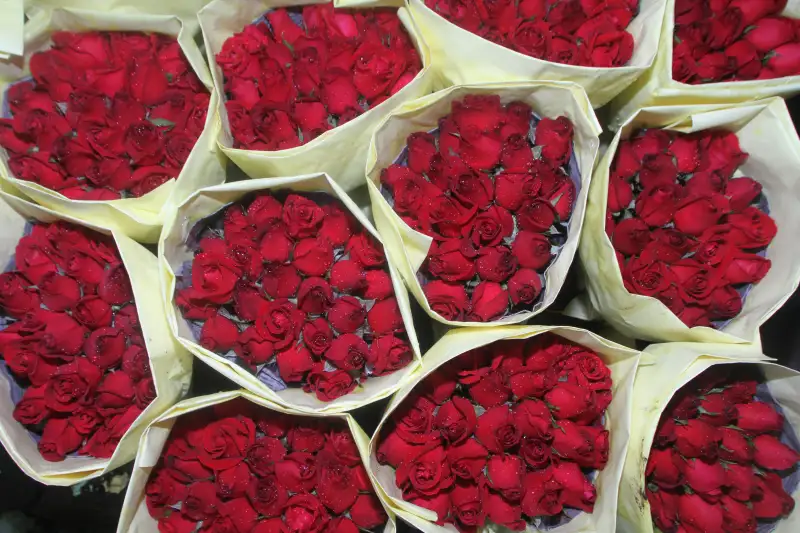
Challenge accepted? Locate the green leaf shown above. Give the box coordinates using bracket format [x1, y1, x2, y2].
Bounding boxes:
[149, 117, 176, 128]
[166, 72, 174, 83]
[283, 38, 295, 55]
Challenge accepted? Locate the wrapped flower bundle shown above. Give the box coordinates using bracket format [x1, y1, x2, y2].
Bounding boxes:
[142, 398, 390, 533]
[645, 364, 800, 533]
[375, 333, 613, 532]
[606, 127, 776, 329]
[0, 30, 209, 200]
[379, 95, 579, 324]
[0, 220, 154, 462]
[673, 0, 800, 83]
[174, 188, 415, 404]
[423, 0, 638, 68]
[217, 3, 422, 151]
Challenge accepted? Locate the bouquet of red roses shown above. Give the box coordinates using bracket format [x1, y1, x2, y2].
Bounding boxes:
[118, 392, 392, 533]
[395, 0, 666, 108]
[163, 175, 420, 412]
[0, 9, 223, 243]
[200, 0, 431, 191]
[0, 194, 188, 484]
[606, 127, 775, 329]
[367, 326, 641, 533]
[370, 88, 599, 326]
[646, 365, 800, 533]
[581, 99, 800, 344]
[673, 0, 800, 84]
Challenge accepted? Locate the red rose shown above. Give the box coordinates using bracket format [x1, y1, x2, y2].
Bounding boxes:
[673, 193, 728, 236]
[301, 319, 333, 357]
[445, 439, 488, 481]
[303, 364, 358, 402]
[476, 246, 517, 283]
[735, 401, 784, 433]
[512, 231, 552, 271]
[296, 278, 333, 315]
[320, 204, 355, 247]
[494, 172, 531, 211]
[508, 269, 543, 306]
[544, 381, 595, 420]
[424, 281, 470, 321]
[283, 494, 330, 533]
[396, 443, 454, 497]
[535, 116, 573, 167]
[190, 416, 255, 471]
[753, 434, 800, 470]
[678, 493, 724, 533]
[72, 296, 113, 329]
[729, 0, 786, 26]
[246, 475, 287, 518]
[576, 17, 633, 67]
[466, 206, 514, 248]
[681, 456, 726, 500]
[368, 335, 413, 376]
[646, 448, 682, 489]
[85, 326, 127, 369]
[612, 218, 650, 256]
[608, 174, 633, 213]
[0, 273, 40, 318]
[327, 296, 366, 333]
[521, 467, 564, 518]
[183, 481, 220, 521]
[347, 233, 386, 268]
[407, 132, 437, 174]
[8, 152, 70, 191]
[469, 281, 509, 322]
[95, 371, 136, 416]
[13, 385, 50, 425]
[37, 417, 83, 461]
[276, 344, 314, 382]
[232, 328, 274, 367]
[261, 264, 301, 299]
[349, 493, 387, 529]
[44, 358, 102, 413]
[323, 333, 368, 371]
[433, 396, 477, 445]
[329, 261, 366, 294]
[427, 240, 475, 282]
[282, 195, 324, 239]
[764, 42, 800, 77]
[718, 427, 754, 464]
[449, 482, 484, 530]
[753, 472, 795, 519]
[475, 405, 521, 453]
[14, 233, 59, 284]
[722, 495, 757, 533]
[674, 419, 721, 461]
[256, 299, 304, 350]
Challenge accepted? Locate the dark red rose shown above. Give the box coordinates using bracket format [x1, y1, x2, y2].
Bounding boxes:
[535, 116, 573, 167]
[349, 493, 387, 530]
[608, 174, 633, 213]
[646, 448, 682, 489]
[329, 260, 366, 294]
[433, 396, 477, 445]
[303, 364, 358, 402]
[423, 281, 469, 321]
[85, 326, 127, 369]
[256, 299, 304, 350]
[735, 401, 784, 434]
[296, 277, 333, 314]
[729, 0, 786, 26]
[247, 474, 288, 518]
[327, 296, 366, 333]
[678, 494, 724, 533]
[325, 333, 369, 371]
[0, 272, 40, 318]
[476, 246, 517, 283]
[190, 416, 256, 471]
[13, 385, 50, 425]
[670, 258, 722, 305]
[612, 218, 651, 256]
[706, 8, 745, 49]
[95, 371, 136, 416]
[475, 405, 521, 453]
[283, 494, 330, 533]
[276, 344, 314, 382]
[722, 495, 757, 533]
[445, 438, 488, 481]
[427, 240, 475, 282]
[674, 419, 721, 461]
[233, 327, 274, 367]
[396, 443, 454, 497]
[753, 434, 800, 470]
[673, 193, 729, 236]
[508, 269, 543, 306]
[469, 281, 509, 322]
[521, 467, 564, 518]
[37, 417, 83, 461]
[368, 335, 413, 376]
[44, 358, 102, 413]
[576, 16, 634, 67]
[200, 314, 240, 353]
[753, 472, 795, 519]
[183, 481, 220, 521]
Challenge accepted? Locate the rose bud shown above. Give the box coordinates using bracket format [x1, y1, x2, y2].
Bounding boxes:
[608, 173, 633, 213]
[487, 454, 525, 501]
[735, 401, 784, 434]
[200, 313, 240, 353]
[520, 467, 564, 518]
[674, 419, 721, 461]
[753, 472, 796, 519]
[612, 217, 651, 256]
[753, 434, 800, 471]
[721, 495, 757, 533]
[545, 382, 595, 420]
[552, 461, 597, 512]
[433, 396, 476, 445]
[719, 427, 754, 463]
[725, 177, 762, 212]
[450, 482, 485, 531]
[646, 448, 682, 489]
[424, 280, 470, 321]
[647, 488, 679, 532]
[725, 462, 759, 502]
[508, 269, 543, 306]
[468, 282, 509, 322]
[677, 493, 724, 533]
[474, 405, 521, 453]
[680, 456, 726, 501]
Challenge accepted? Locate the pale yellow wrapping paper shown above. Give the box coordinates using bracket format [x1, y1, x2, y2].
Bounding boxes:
[366, 82, 602, 327]
[610, 0, 800, 130]
[0, 193, 191, 486]
[199, 0, 435, 193]
[338, 0, 668, 109]
[616, 344, 800, 533]
[160, 173, 423, 414]
[0, 7, 227, 244]
[367, 325, 641, 533]
[117, 389, 397, 533]
[580, 98, 800, 345]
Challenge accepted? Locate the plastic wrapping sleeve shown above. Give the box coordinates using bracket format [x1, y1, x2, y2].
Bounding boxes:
[116, 389, 397, 533]
[609, 0, 800, 130]
[0, 7, 227, 243]
[333, 0, 668, 109]
[367, 324, 641, 533]
[365, 81, 602, 327]
[580, 98, 800, 345]
[617, 343, 798, 533]
[159, 172, 423, 414]
[0, 192, 191, 486]
[198, 0, 435, 193]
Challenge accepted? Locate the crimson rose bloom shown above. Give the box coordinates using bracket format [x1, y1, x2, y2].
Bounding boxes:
[144, 400, 388, 533]
[175, 190, 414, 403]
[382, 95, 578, 323]
[425, 0, 638, 68]
[646, 365, 800, 532]
[378, 334, 613, 531]
[0, 221, 154, 462]
[217, 4, 421, 150]
[608, 128, 776, 329]
[0, 31, 208, 198]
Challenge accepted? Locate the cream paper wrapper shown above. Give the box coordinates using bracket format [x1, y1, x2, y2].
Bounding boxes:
[609, 0, 800, 130]
[616, 344, 800, 533]
[198, 0, 435, 193]
[0, 193, 191, 486]
[160, 173, 423, 414]
[365, 81, 601, 327]
[332, 0, 668, 109]
[0, 7, 226, 244]
[117, 389, 397, 533]
[367, 325, 641, 533]
[579, 98, 800, 345]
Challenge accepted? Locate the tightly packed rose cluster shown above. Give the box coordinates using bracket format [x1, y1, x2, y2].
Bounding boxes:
[176, 191, 414, 402]
[674, 0, 800, 83]
[646, 366, 800, 533]
[380, 95, 576, 323]
[424, 0, 637, 67]
[377, 335, 612, 532]
[145, 401, 388, 533]
[606, 128, 777, 329]
[0, 221, 153, 461]
[0, 31, 209, 199]
[217, 4, 422, 151]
